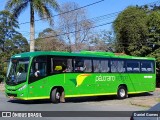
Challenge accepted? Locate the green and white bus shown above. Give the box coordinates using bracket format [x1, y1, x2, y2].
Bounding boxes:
[5, 51, 156, 103]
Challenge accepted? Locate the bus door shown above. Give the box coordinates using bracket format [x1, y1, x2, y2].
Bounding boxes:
[28, 56, 48, 99]
[49, 57, 80, 96]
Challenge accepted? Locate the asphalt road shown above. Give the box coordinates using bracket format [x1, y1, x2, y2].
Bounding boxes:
[0, 91, 151, 120]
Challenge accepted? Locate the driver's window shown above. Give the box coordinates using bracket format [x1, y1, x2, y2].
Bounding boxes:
[29, 56, 47, 83]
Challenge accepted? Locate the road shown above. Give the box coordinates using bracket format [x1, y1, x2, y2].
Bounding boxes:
[0, 91, 151, 120]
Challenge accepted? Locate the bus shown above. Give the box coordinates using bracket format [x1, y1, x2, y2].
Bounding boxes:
[5, 51, 156, 103]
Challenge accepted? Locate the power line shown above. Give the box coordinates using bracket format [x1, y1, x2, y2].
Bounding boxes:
[27, 22, 113, 41]
[18, 0, 105, 25]
[18, 11, 119, 34]
[15, 0, 160, 41]
[19, 9, 156, 36]
[17, 0, 160, 34]
[18, 0, 160, 26]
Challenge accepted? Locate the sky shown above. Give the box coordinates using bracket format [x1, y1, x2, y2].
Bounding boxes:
[0, 0, 159, 41]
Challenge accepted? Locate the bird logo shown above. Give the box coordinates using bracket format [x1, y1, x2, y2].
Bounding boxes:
[76, 74, 91, 87]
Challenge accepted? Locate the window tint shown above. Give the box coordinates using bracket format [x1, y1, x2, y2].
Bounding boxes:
[100, 60, 109, 72]
[84, 60, 92, 72]
[66, 59, 73, 72]
[74, 59, 92, 72]
[29, 56, 47, 83]
[141, 61, 154, 73]
[93, 59, 109, 73]
[127, 61, 140, 72]
[50, 57, 72, 73]
[30, 56, 47, 77]
[111, 60, 125, 73]
[93, 60, 100, 72]
[74, 59, 84, 72]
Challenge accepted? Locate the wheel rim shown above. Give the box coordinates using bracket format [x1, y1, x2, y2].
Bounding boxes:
[56, 92, 60, 100]
[119, 89, 125, 97]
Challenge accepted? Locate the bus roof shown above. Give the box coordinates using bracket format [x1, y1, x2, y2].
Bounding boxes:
[11, 51, 155, 60]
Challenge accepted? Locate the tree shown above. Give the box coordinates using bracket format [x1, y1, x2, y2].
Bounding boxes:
[11, 34, 29, 52]
[90, 30, 115, 51]
[147, 11, 160, 65]
[35, 28, 67, 51]
[0, 10, 29, 81]
[59, 2, 93, 52]
[5, 0, 59, 52]
[113, 6, 150, 56]
[0, 10, 19, 52]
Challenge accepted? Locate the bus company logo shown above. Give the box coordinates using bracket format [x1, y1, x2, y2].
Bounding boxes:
[76, 74, 91, 87]
[95, 74, 115, 82]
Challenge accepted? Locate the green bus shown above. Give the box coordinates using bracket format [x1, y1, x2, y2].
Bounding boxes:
[5, 51, 156, 103]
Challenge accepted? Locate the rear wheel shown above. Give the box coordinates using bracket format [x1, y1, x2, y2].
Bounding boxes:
[117, 86, 127, 99]
[50, 88, 60, 103]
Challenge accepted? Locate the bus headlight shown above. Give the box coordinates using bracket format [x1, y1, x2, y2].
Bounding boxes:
[18, 85, 27, 91]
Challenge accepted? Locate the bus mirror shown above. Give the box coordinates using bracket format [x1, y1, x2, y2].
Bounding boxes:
[55, 66, 62, 71]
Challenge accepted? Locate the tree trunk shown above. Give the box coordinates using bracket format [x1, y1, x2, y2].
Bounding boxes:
[30, 1, 35, 52]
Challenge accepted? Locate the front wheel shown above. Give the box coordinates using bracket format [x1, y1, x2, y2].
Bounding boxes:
[117, 86, 127, 99]
[50, 88, 60, 103]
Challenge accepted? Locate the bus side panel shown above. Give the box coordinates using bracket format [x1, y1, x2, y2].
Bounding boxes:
[64, 73, 95, 96]
[122, 73, 156, 93]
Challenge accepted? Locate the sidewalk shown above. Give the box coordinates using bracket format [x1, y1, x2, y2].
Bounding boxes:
[0, 83, 4, 91]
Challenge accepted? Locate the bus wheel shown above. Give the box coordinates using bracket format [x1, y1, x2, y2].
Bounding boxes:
[117, 86, 127, 99]
[50, 88, 60, 103]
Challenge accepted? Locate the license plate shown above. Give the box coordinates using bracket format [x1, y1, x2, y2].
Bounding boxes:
[9, 96, 14, 99]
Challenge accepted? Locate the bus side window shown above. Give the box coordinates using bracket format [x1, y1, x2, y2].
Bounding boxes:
[111, 60, 124, 73]
[29, 56, 47, 83]
[141, 62, 154, 73]
[74, 59, 85, 72]
[84, 60, 92, 72]
[127, 61, 140, 73]
[53, 61, 66, 73]
[50, 57, 72, 73]
[93, 60, 100, 72]
[32, 63, 47, 77]
[100, 60, 110, 73]
[66, 59, 73, 72]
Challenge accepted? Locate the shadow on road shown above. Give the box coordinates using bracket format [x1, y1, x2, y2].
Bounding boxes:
[128, 92, 153, 98]
[7, 92, 154, 104]
[7, 99, 51, 104]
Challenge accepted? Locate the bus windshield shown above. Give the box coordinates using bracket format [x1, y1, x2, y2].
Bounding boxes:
[6, 58, 30, 85]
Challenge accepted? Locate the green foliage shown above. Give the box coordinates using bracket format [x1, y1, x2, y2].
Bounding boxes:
[35, 28, 67, 51]
[147, 11, 160, 51]
[147, 11, 160, 66]
[0, 10, 29, 79]
[114, 6, 149, 56]
[0, 10, 19, 52]
[113, 5, 160, 68]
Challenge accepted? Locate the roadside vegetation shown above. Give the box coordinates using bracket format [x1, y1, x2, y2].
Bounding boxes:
[0, 1, 160, 86]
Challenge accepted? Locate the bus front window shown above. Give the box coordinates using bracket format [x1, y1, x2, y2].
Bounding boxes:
[6, 58, 29, 85]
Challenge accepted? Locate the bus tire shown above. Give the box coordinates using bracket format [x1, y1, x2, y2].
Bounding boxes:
[50, 88, 60, 103]
[117, 86, 127, 99]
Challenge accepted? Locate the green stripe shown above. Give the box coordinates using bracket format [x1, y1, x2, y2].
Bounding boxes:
[16, 96, 50, 100]
[128, 91, 148, 94]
